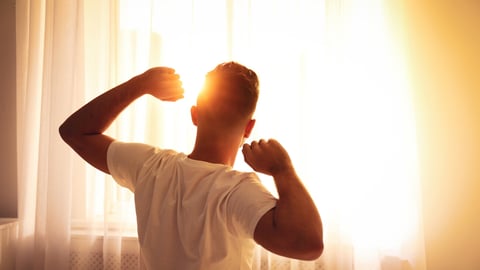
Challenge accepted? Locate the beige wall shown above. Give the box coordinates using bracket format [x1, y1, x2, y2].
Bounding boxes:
[404, 1, 480, 269]
[0, 0, 18, 218]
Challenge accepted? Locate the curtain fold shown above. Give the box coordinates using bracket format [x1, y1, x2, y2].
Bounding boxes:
[16, 0, 85, 269]
[16, 0, 426, 269]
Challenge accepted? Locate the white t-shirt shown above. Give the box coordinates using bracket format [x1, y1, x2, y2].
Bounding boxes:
[107, 141, 277, 270]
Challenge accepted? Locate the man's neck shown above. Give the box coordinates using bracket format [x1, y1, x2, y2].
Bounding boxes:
[188, 136, 241, 166]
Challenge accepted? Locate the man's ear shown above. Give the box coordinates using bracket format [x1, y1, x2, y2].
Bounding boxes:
[190, 106, 198, 126]
[244, 119, 256, 138]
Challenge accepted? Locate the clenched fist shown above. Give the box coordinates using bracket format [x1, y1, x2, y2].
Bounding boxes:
[138, 67, 184, 101]
[242, 139, 294, 177]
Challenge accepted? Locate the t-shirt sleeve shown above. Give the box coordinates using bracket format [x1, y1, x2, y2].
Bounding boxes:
[107, 141, 159, 192]
[228, 173, 277, 238]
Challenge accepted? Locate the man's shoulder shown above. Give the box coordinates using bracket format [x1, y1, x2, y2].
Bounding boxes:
[110, 141, 181, 157]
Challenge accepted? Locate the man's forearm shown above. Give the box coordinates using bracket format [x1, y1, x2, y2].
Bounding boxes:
[59, 75, 145, 137]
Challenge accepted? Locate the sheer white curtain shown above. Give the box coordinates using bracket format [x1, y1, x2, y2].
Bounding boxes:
[16, 0, 425, 269]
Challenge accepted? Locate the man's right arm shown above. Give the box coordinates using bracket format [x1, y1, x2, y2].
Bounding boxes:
[59, 67, 184, 174]
[242, 139, 324, 260]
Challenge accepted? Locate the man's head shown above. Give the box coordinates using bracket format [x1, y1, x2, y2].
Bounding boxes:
[192, 62, 259, 136]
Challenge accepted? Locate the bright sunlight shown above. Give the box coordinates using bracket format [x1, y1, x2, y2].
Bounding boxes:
[87, 0, 422, 267]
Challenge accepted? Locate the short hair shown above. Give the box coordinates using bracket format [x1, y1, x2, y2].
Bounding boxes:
[197, 62, 259, 125]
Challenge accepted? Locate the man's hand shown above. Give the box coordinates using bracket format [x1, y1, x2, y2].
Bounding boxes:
[242, 139, 294, 177]
[138, 67, 184, 101]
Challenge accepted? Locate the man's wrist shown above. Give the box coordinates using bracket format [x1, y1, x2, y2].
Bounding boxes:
[272, 165, 297, 181]
[124, 74, 149, 98]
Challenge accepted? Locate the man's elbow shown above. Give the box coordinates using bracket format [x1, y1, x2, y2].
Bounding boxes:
[277, 231, 324, 260]
[59, 122, 82, 147]
[295, 234, 324, 261]
[301, 237, 324, 260]
[59, 123, 72, 143]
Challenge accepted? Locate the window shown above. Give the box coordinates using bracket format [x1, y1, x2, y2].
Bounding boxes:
[73, 0, 422, 266]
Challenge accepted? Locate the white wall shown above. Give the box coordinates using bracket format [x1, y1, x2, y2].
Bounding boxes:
[0, 0, 18, 218]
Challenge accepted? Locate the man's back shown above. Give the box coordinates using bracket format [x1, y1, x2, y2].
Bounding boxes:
[107, 141, 276, 269]
[59, 64, 323, 269]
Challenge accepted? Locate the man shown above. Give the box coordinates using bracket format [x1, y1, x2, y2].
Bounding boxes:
[60, 62, 323, 269]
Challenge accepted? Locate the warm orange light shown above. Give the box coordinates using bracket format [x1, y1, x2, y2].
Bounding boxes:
[105, 0, 422, 261]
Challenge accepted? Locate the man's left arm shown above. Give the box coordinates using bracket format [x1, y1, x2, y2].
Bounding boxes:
[59, 67, 184, 174]
[243, 139, 323, 260]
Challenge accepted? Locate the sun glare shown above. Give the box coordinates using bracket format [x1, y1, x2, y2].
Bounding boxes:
[175, 64, 205, 106]
[110, 0, 421, 261]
